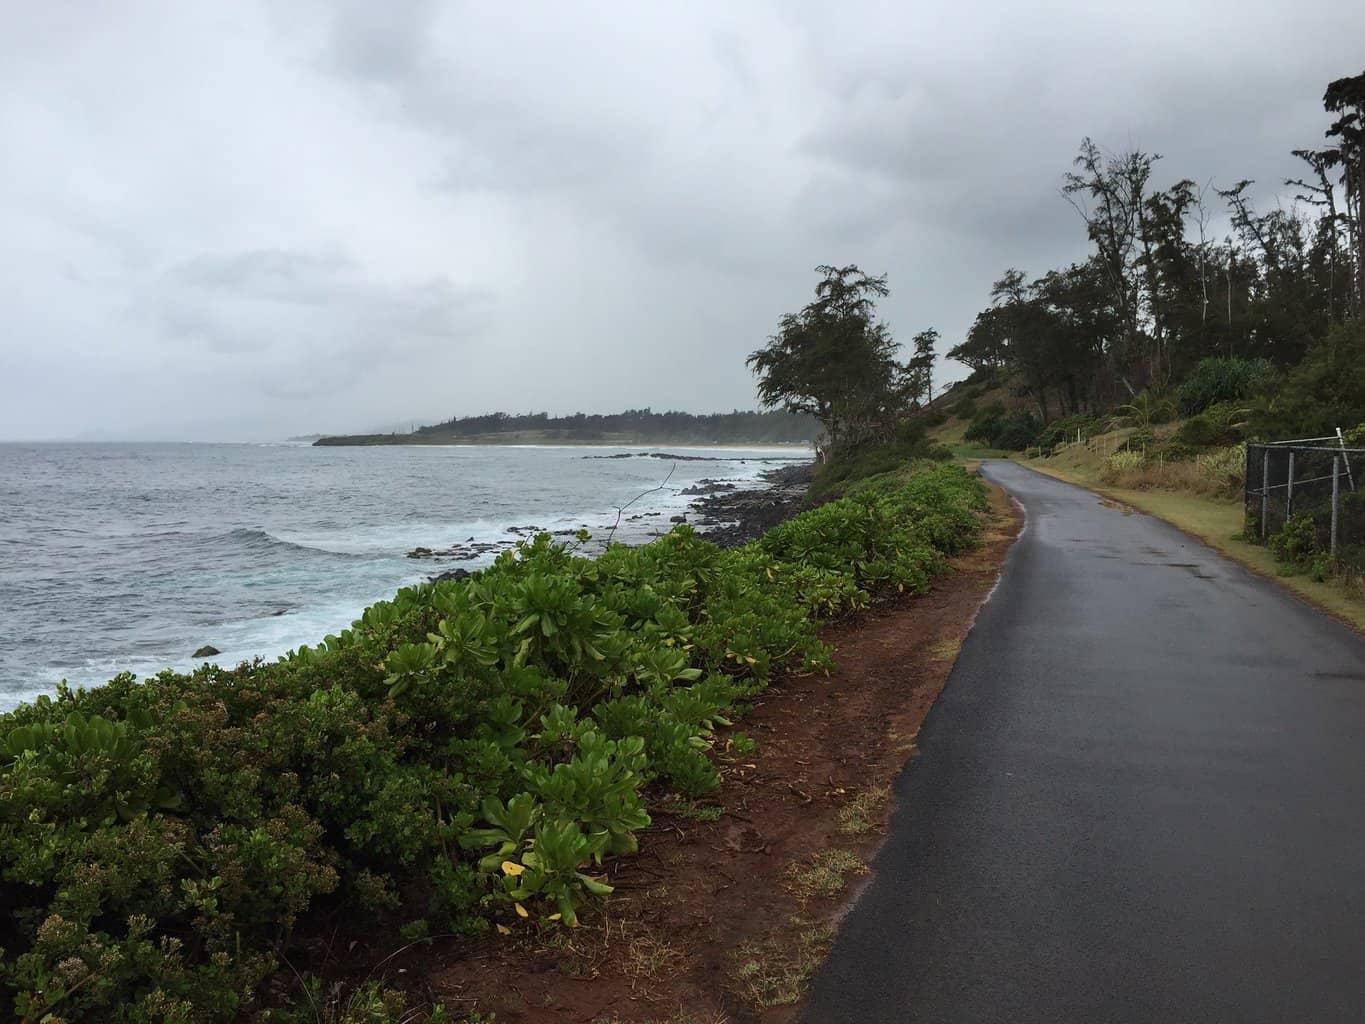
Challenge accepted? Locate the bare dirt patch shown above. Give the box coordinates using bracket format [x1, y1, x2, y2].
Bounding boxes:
[417, 483, 1021, 1024]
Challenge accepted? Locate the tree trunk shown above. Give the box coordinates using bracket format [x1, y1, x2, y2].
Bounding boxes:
[1352, 161, 1365, 316]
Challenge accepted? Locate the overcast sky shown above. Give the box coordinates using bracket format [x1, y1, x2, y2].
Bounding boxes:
[2, 1, 1361, 440]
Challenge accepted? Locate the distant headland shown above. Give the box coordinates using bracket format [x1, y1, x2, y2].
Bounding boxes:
[313, 409, 819, 446]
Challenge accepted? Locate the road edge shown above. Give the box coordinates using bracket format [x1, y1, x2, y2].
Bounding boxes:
[1016, 459, 1364, 636]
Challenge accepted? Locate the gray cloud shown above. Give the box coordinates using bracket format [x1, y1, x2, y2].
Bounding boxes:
[1, 0, 1362, 439]
[138, 247, 492, 398]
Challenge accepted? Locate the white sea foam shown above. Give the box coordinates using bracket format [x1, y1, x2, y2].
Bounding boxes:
[0, 442, 813, 710]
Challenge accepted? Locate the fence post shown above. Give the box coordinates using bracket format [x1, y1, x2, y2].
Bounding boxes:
[1331, 456, 1341, 558]
[1260, 448, 1270, 540]
[1286, 450, 1296, 521]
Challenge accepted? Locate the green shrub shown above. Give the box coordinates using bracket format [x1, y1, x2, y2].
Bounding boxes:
[951, 397, 977, 419]
[963, 405, 1038, 451]
[1122, 429, 1155, 453]
[1178, 357, 1274, 416]
[1205, 400, 1249, 433]
[993, 413, 1041, 451]
[1116, 391, 1177, 428]
[1175, 415, 1225, 448]
[1271, 511, 1318, 568]
[0, 464, 986, 1022]
[1037, 414, 1100, 451]
[962, 416, 997, 444]
[808, 422, 942, 501]
[1151, 439, 1198, 462]
[1100, 450, 1144, 483]
[1251, 322, 1365, 438]
[1196, 444, 1247, 492]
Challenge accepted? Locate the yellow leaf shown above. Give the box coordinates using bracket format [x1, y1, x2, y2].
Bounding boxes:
[515, 902, 529, 918]
[501, 861, 525, 876]
[744, 656, 757, 666]
[548, 913, 562, 922]
[496, 924, 511, 935]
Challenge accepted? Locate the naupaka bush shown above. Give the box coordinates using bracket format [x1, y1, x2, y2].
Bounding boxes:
[0, 462, 984, 1022]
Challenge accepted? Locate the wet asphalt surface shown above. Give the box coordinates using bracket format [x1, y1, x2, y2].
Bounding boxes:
[802, 461, 1365, 1023]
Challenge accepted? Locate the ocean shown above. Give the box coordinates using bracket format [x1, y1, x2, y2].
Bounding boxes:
[0, 442, 810, 709]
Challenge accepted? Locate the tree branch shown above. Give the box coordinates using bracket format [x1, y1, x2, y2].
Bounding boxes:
[604, 462, 677, 548]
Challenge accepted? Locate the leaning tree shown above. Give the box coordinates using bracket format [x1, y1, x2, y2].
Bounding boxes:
[747, 264, 907, 458]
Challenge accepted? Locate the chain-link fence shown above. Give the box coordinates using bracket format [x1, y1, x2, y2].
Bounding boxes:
[1246, 435, 1364, 572]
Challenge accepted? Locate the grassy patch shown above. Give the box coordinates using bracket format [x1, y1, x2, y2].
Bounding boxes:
[732, 919, 837, 1008]
[837, 785, 891, 836]
[621, 931, 684, 987]
[948, 442, 1014, 460]
[929, 637, 963, 662]
[783, 849, 868, 901]
[659, 797, 723, 823]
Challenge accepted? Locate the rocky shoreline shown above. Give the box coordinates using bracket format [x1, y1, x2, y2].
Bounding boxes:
[408, 462, 813, 582]
[188, 463, 816, 654]
[686, 461, 814, 547]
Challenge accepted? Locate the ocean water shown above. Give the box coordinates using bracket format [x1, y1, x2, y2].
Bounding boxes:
[0, 442, 809, 709]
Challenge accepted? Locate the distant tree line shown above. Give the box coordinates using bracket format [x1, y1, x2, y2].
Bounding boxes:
[947, 71, 1365, 425]
[389, 408, 819, 443]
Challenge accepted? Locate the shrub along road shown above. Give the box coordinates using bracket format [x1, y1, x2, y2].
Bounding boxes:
[803, 460, 1365, 1023]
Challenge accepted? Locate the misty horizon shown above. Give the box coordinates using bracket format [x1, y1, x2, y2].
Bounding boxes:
[3, 2, 1363, 441]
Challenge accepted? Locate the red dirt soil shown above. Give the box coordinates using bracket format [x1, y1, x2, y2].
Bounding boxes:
[410, 484, 1021, 1024]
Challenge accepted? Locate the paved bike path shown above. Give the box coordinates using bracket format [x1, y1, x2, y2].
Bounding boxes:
[803, 461, 1365, 1023]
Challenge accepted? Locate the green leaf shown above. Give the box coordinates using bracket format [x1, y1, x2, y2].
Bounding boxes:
[576, 872, 614, 897]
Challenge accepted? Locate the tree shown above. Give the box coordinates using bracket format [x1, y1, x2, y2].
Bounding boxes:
[987, 269, 1060, 421]
[946, 75, 1360, 439]
[1141, 178, 1205, 374]
[948, 308, 1009, 372]
[1322, 71, 1365, 315]
[1062, 140, 1158, 385]
[1288, 148, 1348, 323]
[748, 265, 903, 456]
[1032, 261, 1117, 412]
[1251, 320, 1365, 437]
[907, 329, 938, 406]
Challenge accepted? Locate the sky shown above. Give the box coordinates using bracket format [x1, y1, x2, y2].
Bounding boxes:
[2, 1, 1362, 441]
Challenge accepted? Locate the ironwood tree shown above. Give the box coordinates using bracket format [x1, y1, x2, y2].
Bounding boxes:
[1321, 71, 1364, 314]
[907, 329, 939, 406]
[950, 71, 1363, 428]
[748, 264, 932, 457]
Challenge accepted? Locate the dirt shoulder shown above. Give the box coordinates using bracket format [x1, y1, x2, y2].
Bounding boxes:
[419, 483, 1022, 1023]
